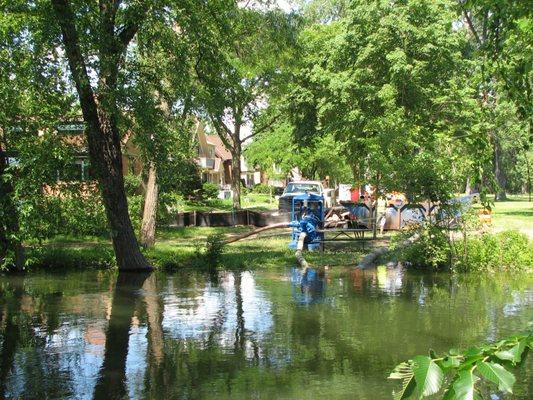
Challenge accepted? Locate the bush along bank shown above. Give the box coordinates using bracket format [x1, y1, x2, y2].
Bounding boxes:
[393, 225, 532, 273]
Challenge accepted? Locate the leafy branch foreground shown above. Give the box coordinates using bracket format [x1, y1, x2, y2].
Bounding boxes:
[389, 333, 532, 400]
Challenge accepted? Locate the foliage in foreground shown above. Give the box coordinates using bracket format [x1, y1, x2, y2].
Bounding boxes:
[389, 333, 532, 400]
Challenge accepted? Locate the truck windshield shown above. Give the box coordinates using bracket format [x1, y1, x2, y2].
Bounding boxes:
[285, 183, 321, 194]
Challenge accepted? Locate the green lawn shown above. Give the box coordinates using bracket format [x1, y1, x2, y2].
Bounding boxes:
[31, 225, 369, 271]
[490, 195, 533, 237]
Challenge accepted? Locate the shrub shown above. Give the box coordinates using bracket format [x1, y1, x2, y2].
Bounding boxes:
[60, 192, 109, 236]
[20, 190, 108, 239]
[128, 194, 144, 232]
[394, 224, 452, 271]
[252, 183, 272, 194]
[20, 189, 146, 239]
[123, 174, 142, 196]
[159, 159, 203, 199]
[202, 182, 219, 200]
[205, 233, 226, 267]
[394, 224, 532, 273]
[157, 192, 185, 224]
[454, 230, 533, 273]
[27, 246, 116, 269]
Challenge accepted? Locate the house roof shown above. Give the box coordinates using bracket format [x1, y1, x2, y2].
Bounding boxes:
[206, 135, 232, 161]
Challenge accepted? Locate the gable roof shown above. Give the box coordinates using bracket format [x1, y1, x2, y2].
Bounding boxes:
[206, 135, 232, 161]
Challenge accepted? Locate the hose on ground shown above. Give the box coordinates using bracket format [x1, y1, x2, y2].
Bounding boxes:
[222, 223, 311, 269]
[223, 222, 289, 244]
[295, 232, 310, 269]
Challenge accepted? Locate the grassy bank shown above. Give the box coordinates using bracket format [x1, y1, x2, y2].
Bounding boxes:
[490, 195, 533, 237]
[27, 226, 370, 271]
[22, 195, 532, 271]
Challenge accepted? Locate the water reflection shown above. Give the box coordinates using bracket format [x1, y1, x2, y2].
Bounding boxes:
[93, 272, 149, 400]
[0, 268, 531, 399]
[291, 267, 326, 305]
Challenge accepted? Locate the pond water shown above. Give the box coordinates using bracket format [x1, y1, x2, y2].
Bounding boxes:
[0, 267, 531, 399]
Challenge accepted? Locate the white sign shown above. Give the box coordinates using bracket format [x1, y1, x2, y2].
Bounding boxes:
[338, 184, 352, 202]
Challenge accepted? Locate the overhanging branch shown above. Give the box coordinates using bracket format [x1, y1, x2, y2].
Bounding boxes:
[239, 113, 280, 144]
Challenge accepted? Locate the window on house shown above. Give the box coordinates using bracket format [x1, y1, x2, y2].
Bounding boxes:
[58, 159, 93, 182]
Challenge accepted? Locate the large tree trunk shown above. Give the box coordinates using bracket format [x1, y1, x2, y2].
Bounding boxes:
[90, 113, 151, 270]
[493, 138, 507, 201]
[140, 163, 158, 248]
[52, 0, 151, 271]
[231, 140, 242, 209]
[0, 142, 24, 271]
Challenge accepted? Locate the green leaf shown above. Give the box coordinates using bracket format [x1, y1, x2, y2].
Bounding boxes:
[494, 350, 515, 361]
[441, 387, 455, 400]
[412, 355, 444, 397]
[476, 361, 516, 393]
[464, 347, 483, 357]
[389, 361, 417, 400]
[453, 370, 479, 400]
[509, 339, 527, 363]
[441, 356, 462, 369]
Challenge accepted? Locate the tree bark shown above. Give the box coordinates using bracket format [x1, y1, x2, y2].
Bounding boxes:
[140, 163, 158, 248]
[51, 0, 151, 271]
[493, 137, 507, 201]
[231, 140, 242, 209]
[465, 177, 471, 194]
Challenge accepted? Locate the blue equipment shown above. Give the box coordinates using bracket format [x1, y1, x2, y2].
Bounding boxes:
[288, 193, 324, 251]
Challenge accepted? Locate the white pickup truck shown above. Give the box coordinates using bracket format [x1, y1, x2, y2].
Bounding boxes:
[278, 181, 325, 212]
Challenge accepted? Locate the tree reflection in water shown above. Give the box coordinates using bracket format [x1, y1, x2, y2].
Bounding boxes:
[93, 272, 149, 400]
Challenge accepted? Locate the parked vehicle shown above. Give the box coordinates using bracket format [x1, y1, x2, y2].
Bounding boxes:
[278, 181, 324, 212]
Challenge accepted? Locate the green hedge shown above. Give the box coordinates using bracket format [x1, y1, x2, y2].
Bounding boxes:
[454, 230, 533, 273]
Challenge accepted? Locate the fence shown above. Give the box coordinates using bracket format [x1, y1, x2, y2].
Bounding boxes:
[168, 210, 292, 228]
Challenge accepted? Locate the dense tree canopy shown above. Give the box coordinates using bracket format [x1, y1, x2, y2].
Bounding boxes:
[247, 0, 530, 202]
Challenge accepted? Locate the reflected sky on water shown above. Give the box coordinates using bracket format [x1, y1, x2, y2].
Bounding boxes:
[0, 267, 531, 399]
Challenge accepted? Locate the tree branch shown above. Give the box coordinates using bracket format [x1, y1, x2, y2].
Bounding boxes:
[51, 0, 100, 128]
[462, 10, 482, 46]
[116, 1, 151, 50]
[239, 114, 280, 144]
[209, 115, 235, 151]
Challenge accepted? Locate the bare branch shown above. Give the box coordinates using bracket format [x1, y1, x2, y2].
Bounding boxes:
[209, 115, 235, 151]
[239, 114, 280, 144]
[462, 10, 482, 46]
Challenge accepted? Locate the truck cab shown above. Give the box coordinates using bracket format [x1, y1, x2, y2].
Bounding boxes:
[278, 181, 324, 212]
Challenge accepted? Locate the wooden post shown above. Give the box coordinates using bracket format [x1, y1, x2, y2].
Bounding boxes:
[372, 201, 377, 239]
